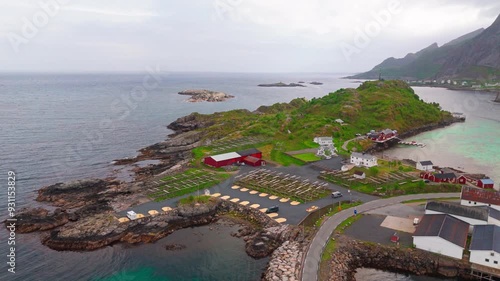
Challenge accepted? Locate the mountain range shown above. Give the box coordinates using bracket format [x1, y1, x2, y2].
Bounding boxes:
[348, 14, 500, 81]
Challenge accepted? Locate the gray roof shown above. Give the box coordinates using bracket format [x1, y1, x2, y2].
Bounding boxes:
[489, 207, 500, 221]
[419, 161, 433, 166]
[470, 225, 500, 252]
[426, 201, 488, 221]
[236, 148, 261, 157]
[434, 173, 456, 179]
[351, 152, 376, 160]
[413, 214, 469, 247]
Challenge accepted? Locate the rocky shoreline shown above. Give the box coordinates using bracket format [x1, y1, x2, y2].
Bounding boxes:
[328, 236, 475, 281]
[10, 195, 304, 260]
[178, 89, 234, 102]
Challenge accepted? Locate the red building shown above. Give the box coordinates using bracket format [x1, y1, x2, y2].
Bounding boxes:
[243, 156, 266, 167]
[203, 152, 241, 168]
[477, 178, 494, 189]
[204, 148, 263, 168]
[431, 173, 456, 183]
[456, 175, 467, 185]
[236, 148, 262, 160]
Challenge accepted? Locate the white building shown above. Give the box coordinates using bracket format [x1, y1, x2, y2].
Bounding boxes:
[413, 214, 469, 259]
[469, 225, 500, 269]
[313, 137, 333, 146]
[460, 186, 500, 211]
[416, 160, 434, 171]
[350, 152, 377, 168]
[335, 119, 344, 124]
[425, 201, 488, 227]
[127, 210, 137, 220]
[353, 170, 366, 179]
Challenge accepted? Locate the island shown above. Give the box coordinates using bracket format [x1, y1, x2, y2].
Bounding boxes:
[8, 80, 486, 281]
[178, 89, 234, 102]
[309, 81, 323, 85]
[257, 82, 306, 87]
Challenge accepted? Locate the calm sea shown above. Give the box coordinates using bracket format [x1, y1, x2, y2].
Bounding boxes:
[0, 73, 498, 280]
[0, 72, 356, 281]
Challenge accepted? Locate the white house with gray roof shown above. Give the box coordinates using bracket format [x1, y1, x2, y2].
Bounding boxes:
[469, 225, 500, 269]
[416, 160, 434, 171]
[350, 152, 377, 168]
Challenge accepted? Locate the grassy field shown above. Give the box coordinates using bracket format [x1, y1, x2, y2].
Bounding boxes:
[292, 152, 321, 162]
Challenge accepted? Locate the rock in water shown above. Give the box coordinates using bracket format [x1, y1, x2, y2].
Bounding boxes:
[178, 89, 234, 102]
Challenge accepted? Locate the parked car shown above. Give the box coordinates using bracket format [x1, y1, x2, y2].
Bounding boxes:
[331, 191, 343, 198]
[265, 206, 279, 213]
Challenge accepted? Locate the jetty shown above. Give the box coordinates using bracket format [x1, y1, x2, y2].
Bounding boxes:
[398, 140, 426, 148]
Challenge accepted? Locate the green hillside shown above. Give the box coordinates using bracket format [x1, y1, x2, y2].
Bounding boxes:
[185, 80, 452, 165]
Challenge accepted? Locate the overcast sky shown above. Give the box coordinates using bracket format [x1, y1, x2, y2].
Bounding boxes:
[0, 0, 499, 73]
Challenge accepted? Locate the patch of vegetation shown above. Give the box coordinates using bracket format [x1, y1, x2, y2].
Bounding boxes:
[401, 197, 460, 204]
[299, 201, 361, 228]
[335, 214, 363, 234]
[321, 172, 461, 197]
[292, 153, 321, 162]
[184, 80, 452, 166]
[178, 195, 212, 205]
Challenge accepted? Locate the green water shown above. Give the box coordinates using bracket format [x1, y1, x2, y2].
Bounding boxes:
[384, 87, 500, 186]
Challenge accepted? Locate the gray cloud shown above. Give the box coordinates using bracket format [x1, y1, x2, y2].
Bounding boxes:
[0, 0, 498, 73]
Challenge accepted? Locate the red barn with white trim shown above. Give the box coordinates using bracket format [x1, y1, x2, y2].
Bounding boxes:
[203, 152, 241, 168]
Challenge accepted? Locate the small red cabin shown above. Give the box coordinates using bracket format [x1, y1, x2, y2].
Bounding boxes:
[456, 175, 467, 185]
[477, 178, 494, 189]
[243, 156, 266, 167]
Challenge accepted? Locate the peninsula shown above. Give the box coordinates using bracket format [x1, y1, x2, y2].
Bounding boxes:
[178, 89, 234, 102]
[6, 80, 475, 281]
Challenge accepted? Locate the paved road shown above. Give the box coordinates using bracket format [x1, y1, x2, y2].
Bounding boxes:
[300, 192, 461, 281]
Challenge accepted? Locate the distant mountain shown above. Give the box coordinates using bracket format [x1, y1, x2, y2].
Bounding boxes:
[348, 14, 500, 80]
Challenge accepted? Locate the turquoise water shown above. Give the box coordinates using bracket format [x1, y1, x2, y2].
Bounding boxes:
[384, 87, 500, 186]
[90, 222, 268, 281]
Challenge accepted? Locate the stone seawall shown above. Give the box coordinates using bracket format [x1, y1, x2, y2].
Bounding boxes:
[328, 237, 475, 281]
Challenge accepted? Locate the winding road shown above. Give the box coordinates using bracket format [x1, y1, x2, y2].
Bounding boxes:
[300, 192, 461, 281]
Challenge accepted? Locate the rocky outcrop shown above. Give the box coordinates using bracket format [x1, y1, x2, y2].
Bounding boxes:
[165, 243, 186, 251]
[40, 199, 283, 253]
[262, 241, 302, 281]
[258, 82, 305, 87]
[328, 236, 474, 281]
[11, 208, 70, 233]
[36, 179, 122, 209]
[166, 113, 216, 135]
[178, 89, 234, 102]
